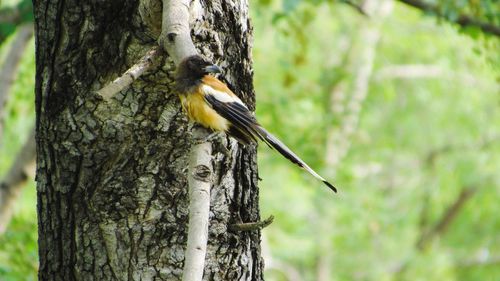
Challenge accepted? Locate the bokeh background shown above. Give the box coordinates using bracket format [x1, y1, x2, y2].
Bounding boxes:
[1, 0, 499, 280]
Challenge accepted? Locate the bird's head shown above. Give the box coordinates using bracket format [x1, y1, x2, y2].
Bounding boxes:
[176, 55, 221, 81]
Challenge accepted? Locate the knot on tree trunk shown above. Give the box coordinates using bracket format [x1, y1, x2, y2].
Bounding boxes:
[167, 32, 177, 42]
[192, 164, 211, 182]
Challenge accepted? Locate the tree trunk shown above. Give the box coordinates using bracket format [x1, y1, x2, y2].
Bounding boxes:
[33, 0, 263, 280]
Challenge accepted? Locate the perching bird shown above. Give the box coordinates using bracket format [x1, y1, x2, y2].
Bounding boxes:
[175, 55, 337, 193]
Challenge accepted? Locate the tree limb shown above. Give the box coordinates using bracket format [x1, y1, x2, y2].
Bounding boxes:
[95, 0, 199, 101]
[0, 23, 33, 140]
[229, 215, 274, 232]
[0, 127, 36, 233]
[397, 0, 500, 37]
[416, 186, 477, 250]
[325, 0, 393, 168]
[391, 186, 477, 279]
[184, 128, 212, 281]
[96, 46, 163, 100]
[458, 253, 500, 268]
[157, 1, 212, 281]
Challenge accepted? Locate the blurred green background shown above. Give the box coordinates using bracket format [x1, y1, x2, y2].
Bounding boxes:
[0, 0, 499, 280]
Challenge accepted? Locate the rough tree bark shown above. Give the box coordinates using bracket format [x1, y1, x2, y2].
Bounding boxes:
[34, 0, 263, 280]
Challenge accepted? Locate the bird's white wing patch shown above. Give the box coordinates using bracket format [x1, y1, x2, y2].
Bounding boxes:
[201, 85, 248, 108]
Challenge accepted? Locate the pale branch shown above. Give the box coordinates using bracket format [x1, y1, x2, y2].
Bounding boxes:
[96, 46, 163, 100]
[158, 1, 212, 281]
[416, 186, 477, 250]
[325, 0, 393, 168]
[183, 134, 212, 281]
[376, 64, 444, 79]
[159, 0, 198, 65]
[229, 215, 274, 232]
[0, 23, 33, 139]
[316, 248, 333, 281]
[458, 254, 500, 268]
[397, 0, 500, 37]
[0, 127, 36, 233]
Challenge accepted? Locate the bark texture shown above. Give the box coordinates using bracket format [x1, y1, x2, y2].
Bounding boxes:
[34, 0, 263, 280]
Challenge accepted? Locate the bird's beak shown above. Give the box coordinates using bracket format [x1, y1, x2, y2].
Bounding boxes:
[204, 64, 222, 74]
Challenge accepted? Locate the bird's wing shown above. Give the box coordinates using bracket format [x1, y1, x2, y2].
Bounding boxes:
[200, 83, 267, 144]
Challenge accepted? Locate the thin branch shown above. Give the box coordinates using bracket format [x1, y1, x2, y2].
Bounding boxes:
[458, 254, 500, 268]
[376, 64, 444, 79]
[0, 23, 34, 139]
[157, 1, 210, 281]
[391, 186, 477, 279]
[393, 135, 497, 278]
[184, 129, 212, 281]
[416, 187, 477, 250]
[96, 46, 163, 100]
[95, 0, 200, 101]
[229, 215, 274, 232]
[0, 127, 36, 233]
[397, 0, 500, 37]
[325, 0, 393, 168]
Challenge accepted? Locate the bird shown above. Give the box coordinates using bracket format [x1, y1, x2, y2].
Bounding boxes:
[174, 55, 337, 193]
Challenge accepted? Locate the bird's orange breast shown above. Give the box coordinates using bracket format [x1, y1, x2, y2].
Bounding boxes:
[180, 89, 230, 132]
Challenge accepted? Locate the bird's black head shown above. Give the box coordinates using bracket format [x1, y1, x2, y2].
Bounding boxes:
[175, 55, 221, 82]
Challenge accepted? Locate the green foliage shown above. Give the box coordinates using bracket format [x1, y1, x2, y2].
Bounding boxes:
[0, 183, 38, 281]
[252, 1, 500, 280]
[0, 35, 35, 173]
[0, 28, 37, 281]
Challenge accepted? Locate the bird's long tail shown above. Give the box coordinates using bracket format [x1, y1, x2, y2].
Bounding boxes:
[255, 126, 337, 193]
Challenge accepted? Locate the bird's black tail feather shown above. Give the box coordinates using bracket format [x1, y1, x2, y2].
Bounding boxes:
[255, 126, 337, 193]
